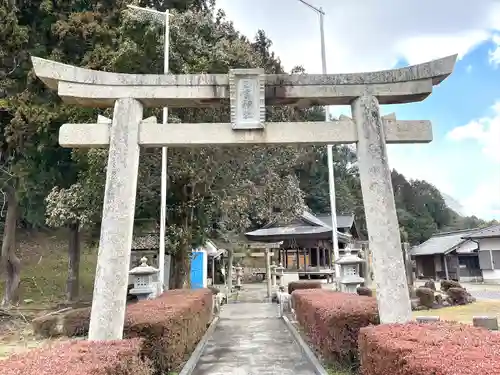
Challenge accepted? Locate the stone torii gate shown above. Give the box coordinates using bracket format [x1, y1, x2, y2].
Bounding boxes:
[31, 55, 456, 340]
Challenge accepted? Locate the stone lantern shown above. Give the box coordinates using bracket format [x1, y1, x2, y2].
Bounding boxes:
[129, 257, 159, 300]
[275, 263, 285, 287]
[335, 249, 365, 293]
[235, 263, 243, 290]
[270, 262, 277, 287]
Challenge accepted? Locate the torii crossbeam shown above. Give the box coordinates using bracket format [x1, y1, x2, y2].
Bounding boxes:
[31, 54, 457, 340]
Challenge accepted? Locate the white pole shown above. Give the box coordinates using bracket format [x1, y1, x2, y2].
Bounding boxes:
[317, 9, 340, 278]
[319, 10, 327, 76]
[158, 10, 170, 292]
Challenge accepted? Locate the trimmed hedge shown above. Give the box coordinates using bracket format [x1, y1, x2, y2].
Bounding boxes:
[359, 322, 500, 375]
[288, 280, 322, 295]
[124, 288, 213, 374]
[292, 289, 379, 364]
[62, 307, 92, 336]
[0, 339, 152, 375]
[29, 289, 213, 374]
[32, 307, 91, 338]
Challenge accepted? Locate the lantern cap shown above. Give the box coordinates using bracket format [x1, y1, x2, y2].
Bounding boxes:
[129, 257, 159, 276]
[335, 249, 364, 265]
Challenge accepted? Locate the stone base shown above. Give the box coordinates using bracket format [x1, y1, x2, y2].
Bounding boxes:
[129, 287, 155, 301]
[415, 316, 440, 323]
[473, 316, 499, 331]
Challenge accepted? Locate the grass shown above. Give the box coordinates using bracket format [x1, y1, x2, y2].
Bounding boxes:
[325, 364, 356, 375]
[0, 230, 97, 359]
[0, 328, 74, 360]
[412, 300, 500, 323]
[0, 230, 97, 306]
[369, 285, 500, 324]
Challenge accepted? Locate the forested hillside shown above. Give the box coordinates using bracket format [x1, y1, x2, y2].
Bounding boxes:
[297, 147, 498, 245]
[0, 0, 496, 305]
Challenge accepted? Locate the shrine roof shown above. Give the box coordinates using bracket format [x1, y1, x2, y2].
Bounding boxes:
[245, 210, 352, 243]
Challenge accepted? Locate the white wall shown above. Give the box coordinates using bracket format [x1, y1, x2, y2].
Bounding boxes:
[479, 238, 500, 251]
[482, 270, 500, 283]
[479, 238, 500, 283]
[203, 249, 208, 288]
[455, 240, 479, 253]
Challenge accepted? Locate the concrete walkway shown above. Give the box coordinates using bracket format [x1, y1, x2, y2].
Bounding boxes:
[190, 303, 317, 375]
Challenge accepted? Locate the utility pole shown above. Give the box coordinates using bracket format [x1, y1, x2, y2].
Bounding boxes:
[297, 0, 340, 278]
[127, 4, 170, 292]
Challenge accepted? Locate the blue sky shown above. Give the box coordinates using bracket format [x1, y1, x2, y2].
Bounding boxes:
[216, 0, 500, 220]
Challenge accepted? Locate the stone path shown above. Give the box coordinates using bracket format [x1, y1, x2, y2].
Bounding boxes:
[230, 283, 272, 303]
[190, 303, 317, 375]
[470, 290, 500, 300]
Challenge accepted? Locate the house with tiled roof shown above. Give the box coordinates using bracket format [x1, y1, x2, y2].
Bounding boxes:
[410, 224, 500, 283]
[462, 224, 500, 283]
[410, 228, 482, 282]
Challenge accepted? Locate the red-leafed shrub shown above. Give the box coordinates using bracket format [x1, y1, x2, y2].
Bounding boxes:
[292, 289, 379, 364]
[288, 280, 322, 295]
[124, 288, 213, 374]
[0, 338, 152, 375]
[359, 322, 500, 375]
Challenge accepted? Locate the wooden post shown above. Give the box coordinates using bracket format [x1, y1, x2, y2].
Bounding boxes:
[227, 250, 233, 293]
[363, 245, 373, 288]
[265, 248, 272, 298]
[316, 247, 320, 271]
[402, 242, 414, 293]
[443, 255, 450, 280]
[211, 258, 216, 285]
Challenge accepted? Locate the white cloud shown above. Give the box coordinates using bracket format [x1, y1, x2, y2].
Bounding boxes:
[216, 0, 500, 73]
[387, 144, 460, 197]
[215, 0, 500, 220]
[446, 102, 500, 219]
[462, 175, 500, 220]
[448, 101, 500, 163]
[489, 34, 500, 67]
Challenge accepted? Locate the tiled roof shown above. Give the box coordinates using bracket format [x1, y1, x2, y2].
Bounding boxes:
[410, 229, 479, 256]
[316, 214, 355, 229]
[462, 224, 500, 239]
[245, 210, 352, 243]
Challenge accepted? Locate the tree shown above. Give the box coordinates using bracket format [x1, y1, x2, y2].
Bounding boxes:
[45, 183, 96, 301]
[0, 1, 28, 306]
[0, 0, 124, 304]
[296, 144, 366, 235]
[54, 6, 310, 289]
[391, 170, 437, 245]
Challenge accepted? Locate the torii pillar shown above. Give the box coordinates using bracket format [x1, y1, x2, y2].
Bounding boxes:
[31, 55, 457, 338]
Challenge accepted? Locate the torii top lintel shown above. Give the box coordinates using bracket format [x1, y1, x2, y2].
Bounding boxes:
[30, 55, 457, 108]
